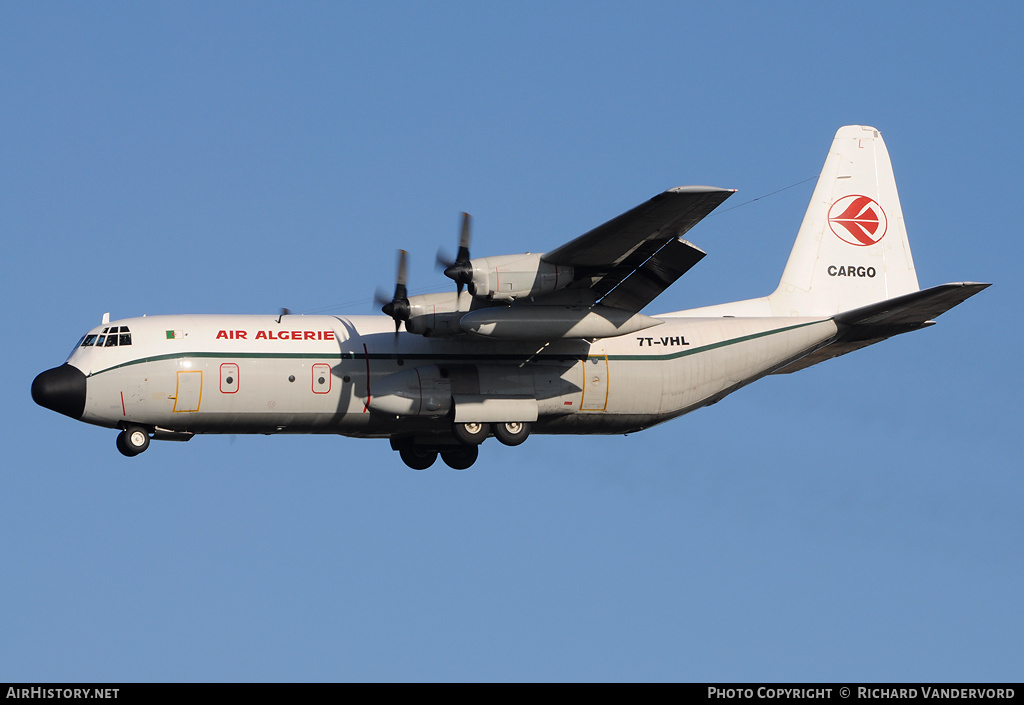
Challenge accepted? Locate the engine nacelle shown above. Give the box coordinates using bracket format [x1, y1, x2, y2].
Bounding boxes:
[402, 292, 472, 337]
[468, 253, 574, 301]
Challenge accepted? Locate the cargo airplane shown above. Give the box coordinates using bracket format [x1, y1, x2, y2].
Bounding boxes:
[32, 126, 988, 469]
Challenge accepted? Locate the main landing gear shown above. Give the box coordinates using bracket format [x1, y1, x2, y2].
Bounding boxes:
[453, 421, 533, 447]
[395, 441, 479, 471]
[393, 420, 532, 470]
[116, 425, 151, 457]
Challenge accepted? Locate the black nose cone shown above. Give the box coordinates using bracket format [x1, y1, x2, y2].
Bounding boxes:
[32, 364, 86, 420]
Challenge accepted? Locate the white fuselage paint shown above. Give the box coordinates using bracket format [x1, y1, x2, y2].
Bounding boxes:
[66, 314, 837, 438]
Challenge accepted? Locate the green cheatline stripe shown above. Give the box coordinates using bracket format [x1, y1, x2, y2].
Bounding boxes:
[87, 320, 825, 377]
[607, 320, 823, 361]
[89, 351, 351, 377]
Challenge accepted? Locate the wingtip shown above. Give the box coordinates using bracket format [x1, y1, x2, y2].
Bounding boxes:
[677, 238, 707, 255]
[666, 185, 736, 194]
[948, 281, 993, 290]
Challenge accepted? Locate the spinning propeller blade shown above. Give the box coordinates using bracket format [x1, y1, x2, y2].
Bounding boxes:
[379, 249, 411, 337]
[437, 212, 473, 295]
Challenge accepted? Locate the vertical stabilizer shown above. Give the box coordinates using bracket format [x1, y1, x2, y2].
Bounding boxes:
[767, 125, 919, 316]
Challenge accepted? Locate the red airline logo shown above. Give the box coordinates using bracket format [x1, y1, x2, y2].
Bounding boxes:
[828, 195, 887, 246]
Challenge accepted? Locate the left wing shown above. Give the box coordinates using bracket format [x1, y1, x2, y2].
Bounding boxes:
[542, 186, 734, 312]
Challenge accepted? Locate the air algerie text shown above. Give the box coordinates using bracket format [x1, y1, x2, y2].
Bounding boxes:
[216, 330, 336, 341]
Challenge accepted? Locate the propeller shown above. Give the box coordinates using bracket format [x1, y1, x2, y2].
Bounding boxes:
[376, 249, 410, 337]
[436, 212, 473, 295]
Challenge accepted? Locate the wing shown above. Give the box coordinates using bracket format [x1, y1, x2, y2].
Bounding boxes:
[541, 186, 734, 312]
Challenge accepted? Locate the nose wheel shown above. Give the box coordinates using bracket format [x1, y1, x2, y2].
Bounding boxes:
[116, 426, 151, 457]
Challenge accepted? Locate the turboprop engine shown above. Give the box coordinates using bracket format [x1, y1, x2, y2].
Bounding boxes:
[437, 214, 574, 301]
[402, 291, 474, 337]
[464, 253, 574, 301]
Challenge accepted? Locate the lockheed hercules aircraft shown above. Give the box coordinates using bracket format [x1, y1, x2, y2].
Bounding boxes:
[33, 126, 988, 469]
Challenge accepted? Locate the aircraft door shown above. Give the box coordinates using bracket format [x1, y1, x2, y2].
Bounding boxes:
[220, 363, 239, 394]
[173, 370, 203, 412]
[580, 355, 609, 411]
[312, 363, 331, 394]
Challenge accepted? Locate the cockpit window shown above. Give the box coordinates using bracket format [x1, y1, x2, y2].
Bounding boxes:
[81, 327, 132, 349]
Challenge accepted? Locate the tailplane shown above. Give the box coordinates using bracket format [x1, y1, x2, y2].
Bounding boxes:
[771, 281, 990, 373]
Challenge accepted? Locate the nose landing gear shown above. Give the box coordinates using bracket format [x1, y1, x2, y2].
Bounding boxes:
[116, 426, 151, 457]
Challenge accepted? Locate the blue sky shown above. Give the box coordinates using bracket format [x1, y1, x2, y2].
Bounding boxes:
[3, 1, 1021, 682]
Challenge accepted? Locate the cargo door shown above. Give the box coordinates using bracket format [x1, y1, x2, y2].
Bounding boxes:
[580, 355, 609, 411]
[173, 370, 203, 412]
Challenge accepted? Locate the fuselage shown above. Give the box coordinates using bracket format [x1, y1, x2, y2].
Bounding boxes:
[46, 312, 838, 439]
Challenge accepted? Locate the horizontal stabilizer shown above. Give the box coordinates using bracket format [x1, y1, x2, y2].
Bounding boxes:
[773, 282, 990, 374]
[833, 282, 991, 328]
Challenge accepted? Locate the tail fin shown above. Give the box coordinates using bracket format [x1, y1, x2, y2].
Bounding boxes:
[767, 125, 919, 317]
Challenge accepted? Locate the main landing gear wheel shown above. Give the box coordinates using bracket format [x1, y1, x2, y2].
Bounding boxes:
[397, 448, 438, 471]
[399, 445, 438, 470]
[452, 421, 490, 446]
[441, 446, 478, 470]
[494, 421, 531, 446]
[116, 426, 151, 457]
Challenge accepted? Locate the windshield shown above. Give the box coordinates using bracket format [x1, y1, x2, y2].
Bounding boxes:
[74, 326, 133, 355]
